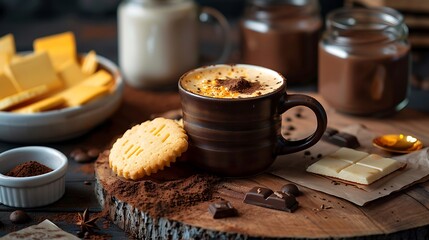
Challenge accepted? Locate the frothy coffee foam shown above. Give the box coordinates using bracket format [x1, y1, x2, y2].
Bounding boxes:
[180, 65, 284, 98]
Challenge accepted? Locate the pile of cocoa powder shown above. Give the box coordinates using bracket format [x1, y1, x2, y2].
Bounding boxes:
[97, 151, 220, 218]
[216, 77, 261, 95]
[6, 161, 52, 177]
[109, 173, 220, 218]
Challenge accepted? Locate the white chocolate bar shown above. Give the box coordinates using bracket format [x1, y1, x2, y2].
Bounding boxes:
[329, 147, 369, 163]
[356, 154, 400, 173]
[306, 157, 352, 178]
[306, 147, 402, 185]
[337, 164, 381, 185]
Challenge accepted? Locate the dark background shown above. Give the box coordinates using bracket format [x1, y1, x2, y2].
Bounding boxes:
[0, 0, 427, 111]
[0, 0, 344, 61]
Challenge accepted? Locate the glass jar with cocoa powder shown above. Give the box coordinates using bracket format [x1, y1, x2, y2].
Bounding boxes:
[240, 0, 321, 84]
[319, 7, 410, 116]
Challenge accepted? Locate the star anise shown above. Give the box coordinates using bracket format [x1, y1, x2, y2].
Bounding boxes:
[76, 209, 100, 233]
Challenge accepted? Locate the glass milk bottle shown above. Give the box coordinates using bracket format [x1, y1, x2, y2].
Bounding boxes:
[319, 7, 410, 116]
[118, 0, 230, 89]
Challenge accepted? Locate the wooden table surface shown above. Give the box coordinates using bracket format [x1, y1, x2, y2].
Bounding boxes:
[1, 83, 429, 239]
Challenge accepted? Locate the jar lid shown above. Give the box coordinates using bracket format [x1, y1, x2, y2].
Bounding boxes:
[129, 0, 186, 6]
[249, 0, 311, 7]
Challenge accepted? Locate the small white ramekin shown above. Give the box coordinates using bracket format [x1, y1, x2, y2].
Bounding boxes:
[0, 146, 67, 208]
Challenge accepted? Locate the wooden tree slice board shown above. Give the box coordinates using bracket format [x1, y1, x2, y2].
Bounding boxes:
[95, 154, 429, 239]
[95, 94, 429, 239]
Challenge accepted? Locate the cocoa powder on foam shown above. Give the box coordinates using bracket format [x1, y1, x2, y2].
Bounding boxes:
[216, 77, 261, 95]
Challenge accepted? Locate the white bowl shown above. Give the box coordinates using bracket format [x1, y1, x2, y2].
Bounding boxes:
[0, 146, 68, 208]
[0, 55, 124, 143]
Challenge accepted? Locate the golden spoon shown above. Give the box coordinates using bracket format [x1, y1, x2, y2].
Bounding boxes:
[373, 134, 423, 154]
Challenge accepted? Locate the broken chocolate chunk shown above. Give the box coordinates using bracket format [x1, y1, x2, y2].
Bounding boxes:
[323, 127, 339, 138]
[208, 201, 238, 219]
[330, 132, 360, 148]
[266, 192, 298, 212]
[243, 187, 298, 212]
[322, 128, 360, 148]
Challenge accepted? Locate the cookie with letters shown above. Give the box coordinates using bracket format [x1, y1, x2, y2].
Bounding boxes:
[109, 118, 188, 180]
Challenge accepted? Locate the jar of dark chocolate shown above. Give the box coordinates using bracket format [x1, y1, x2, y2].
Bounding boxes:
[240, 0, 321, 84]
[319, 7, 410, 116]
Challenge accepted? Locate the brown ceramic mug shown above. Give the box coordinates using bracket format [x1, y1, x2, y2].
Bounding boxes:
[179, 64, 327, 176]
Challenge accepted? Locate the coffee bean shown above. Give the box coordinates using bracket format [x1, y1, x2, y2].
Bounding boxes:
[87, 148, 101, 158]
[281, 183, 301, 196]
[304, 151, 311, 156]
[285, 117, 292, 122]
[295, 113, 302, 118]
[74, 152, 92, 163]
[317, 153, 323, 159]
[70, 148, 85, 159]
[10, 210, 31, 224]
[287, 125, 296, 131]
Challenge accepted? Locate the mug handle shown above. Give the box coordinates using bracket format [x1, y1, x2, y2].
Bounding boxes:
[276, 94, 327, 155]
[199, 7, 232, 64]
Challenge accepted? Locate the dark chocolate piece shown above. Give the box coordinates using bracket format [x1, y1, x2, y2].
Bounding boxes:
[243, 187, 298, 212]
[322, 128, 360, 148]
[323, 127, 339, 138]
[330, 132, 360, 148]
[266, 192, 298, 212]
[281, 183, 301, 196]
[208, 201, 238, 219]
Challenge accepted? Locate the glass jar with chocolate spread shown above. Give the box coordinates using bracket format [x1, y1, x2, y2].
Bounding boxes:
[240, 0, 321, 84]
[319, 7, 410, 116]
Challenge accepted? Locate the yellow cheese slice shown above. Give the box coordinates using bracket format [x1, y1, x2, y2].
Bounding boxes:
[81, 50, 97, 75]
[13, 96, 65, 113]
[80, 69, 113, 87]
[7, 52, 63, 92]
[11, 54, 23, 64]
[60, 85, 109, 107]
[33, 32, 77, 69]
[0, 84, 50, 111]
[0, 34, 14, 70]
[0, 53, 12, 69]
[58, 60, 86, 88]
[0, 72, 18, 99]
[0, 34, 15, 56]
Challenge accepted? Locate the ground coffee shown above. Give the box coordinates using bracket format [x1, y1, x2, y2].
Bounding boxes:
[6, 161, 52, 177]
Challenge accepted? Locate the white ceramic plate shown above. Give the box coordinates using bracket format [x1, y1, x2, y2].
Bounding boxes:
[0, 55, 124, 143]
